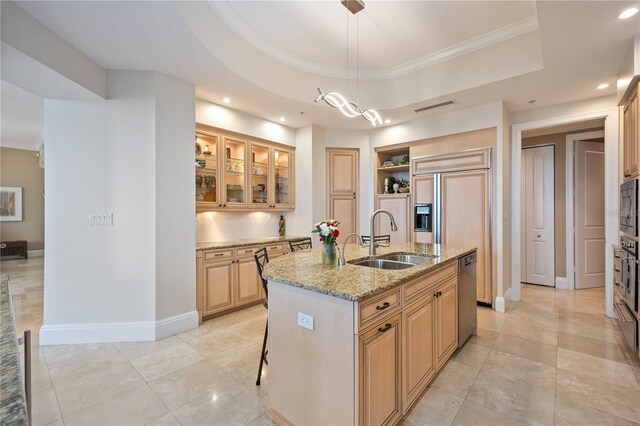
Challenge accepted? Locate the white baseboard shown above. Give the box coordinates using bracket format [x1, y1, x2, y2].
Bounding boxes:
[555, 277, 570, 290]
[27, 249, 44, 258]
[156, 310, 198, 340]
[39, 310, 199, 345]
[494, 287, 511, 314]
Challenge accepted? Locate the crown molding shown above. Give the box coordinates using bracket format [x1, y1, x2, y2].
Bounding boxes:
[209, 1, 538, 81]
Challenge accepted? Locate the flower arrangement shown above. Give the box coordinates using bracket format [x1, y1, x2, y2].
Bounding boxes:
[312, 219, 340, 246]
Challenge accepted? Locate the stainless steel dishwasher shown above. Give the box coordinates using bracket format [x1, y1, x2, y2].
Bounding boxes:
[458, 251, 477, 347]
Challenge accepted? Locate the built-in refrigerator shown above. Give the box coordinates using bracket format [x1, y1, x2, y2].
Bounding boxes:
[412, 148, 492, 305]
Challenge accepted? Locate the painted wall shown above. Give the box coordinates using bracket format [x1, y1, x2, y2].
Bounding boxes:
[154, 73, 196, 324]
[194, 98, 300, 242]
[0, 147, 44, 250]
[522, 126, 604, 278]
[42, 71, 196, 344]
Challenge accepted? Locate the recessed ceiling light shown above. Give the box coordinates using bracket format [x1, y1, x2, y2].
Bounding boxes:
[619, 7, 639, 19]
[278, 117, 286, 122]
[384, 119, 391, 124]
[223, 97, 231, 104]
[596, 83, 610, 90]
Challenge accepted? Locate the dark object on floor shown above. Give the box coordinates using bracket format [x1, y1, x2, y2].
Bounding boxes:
[0, 241, 28, 260]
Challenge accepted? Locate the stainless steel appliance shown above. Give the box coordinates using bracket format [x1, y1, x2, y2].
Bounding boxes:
[616, 235, 638, 353]
[414, 203, 432, 232]
[620, 179, 638, 236]
[458, 250, 477, 347]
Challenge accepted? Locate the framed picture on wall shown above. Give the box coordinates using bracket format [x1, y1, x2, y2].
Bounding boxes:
[0, 187, 23, 221]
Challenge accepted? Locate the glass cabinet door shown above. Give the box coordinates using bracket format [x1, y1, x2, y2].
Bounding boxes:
[250, 144, 270, 208]
[223, 137, 247, 206]
[273, 148, 291, 207]
[195, 133, 218, 206]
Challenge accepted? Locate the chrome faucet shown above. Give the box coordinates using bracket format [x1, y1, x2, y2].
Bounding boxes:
[369, 209, 398, 256]
[338, 233, 363, 266]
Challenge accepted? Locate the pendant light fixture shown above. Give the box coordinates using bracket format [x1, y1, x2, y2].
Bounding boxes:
[315, 0, 382, 126]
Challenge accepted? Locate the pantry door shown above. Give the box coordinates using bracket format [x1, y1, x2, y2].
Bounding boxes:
[327, 148, 359, 240]
[574, 141, 605, 289]
[522, 145, 555, 287]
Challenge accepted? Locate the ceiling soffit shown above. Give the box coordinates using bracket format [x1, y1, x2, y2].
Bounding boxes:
[208, 1, 539, 80]
[178, 1, 544, 110]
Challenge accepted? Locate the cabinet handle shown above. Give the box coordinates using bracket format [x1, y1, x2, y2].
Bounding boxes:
[214, 253, 224, 257]
[375, 301, 391, 311]
[245, 249, 253, 253]
[378, 323, 392, 333]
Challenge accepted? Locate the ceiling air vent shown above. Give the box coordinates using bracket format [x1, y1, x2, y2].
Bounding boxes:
[414, 100, 455, 113]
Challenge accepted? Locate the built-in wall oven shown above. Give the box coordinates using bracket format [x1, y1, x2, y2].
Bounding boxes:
[617, 180, 639, 353]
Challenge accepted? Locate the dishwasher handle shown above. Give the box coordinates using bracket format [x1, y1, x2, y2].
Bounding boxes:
[463, 252, 477, 266]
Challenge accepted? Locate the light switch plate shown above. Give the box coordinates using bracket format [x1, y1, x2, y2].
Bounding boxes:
[297, 312, 314, 331]
[89, 213, 113, 226]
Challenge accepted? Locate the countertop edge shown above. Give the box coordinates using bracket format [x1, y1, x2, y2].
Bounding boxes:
[196, 235, 308, 251]
[0, 275, 29, 426]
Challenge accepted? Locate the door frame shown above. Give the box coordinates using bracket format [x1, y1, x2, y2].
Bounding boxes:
[511, 109, 619, 318]
[521, 144, 556, 287]
[565, 130, 605, 291]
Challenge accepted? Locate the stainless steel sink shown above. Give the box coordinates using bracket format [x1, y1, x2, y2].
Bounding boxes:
[349, 259, 415, 270]
[377, 253, 437, 264]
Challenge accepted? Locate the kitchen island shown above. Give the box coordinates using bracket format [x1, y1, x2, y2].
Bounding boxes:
[264, 242, 476, 426]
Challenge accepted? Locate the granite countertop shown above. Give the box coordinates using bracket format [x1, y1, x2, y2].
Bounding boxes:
[263, 242, 476, 302]
[0, 275, 28, 426]
[196, 235, 308, 251]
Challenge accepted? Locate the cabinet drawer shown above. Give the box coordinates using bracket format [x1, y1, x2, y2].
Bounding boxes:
[265, 243, 286, 255]
[403, 262, 456, 305]
[235, 245, 262, 258]
[202, 249, 234, 262]
[359, 288, 401, 330]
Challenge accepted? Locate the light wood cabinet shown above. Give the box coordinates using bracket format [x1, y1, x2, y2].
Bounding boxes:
[196, 124, 295, 212]
[623, 85, 639, 180]
[401, 294, 435, 409]
[327, 149, 358, 238]
[236, 255, 262, 306]
[359, 313, 402, 426]
[376, 194, 411, 243]
[202, 260, 234, 316]
[441, 170, 491, 304]
[434, 277, 458, 369]
[249, 143, 295, 210]
[269, 261, 464, 426]
[196, 240, 299, 321]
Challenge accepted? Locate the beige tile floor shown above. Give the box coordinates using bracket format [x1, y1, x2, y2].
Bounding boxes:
[4, 257, 640, 425]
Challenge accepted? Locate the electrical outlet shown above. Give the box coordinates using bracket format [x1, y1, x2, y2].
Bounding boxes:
[297, 312, 314, 331]
[89, 213, 114, 226]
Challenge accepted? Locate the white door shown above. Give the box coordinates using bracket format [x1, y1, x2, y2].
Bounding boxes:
[574, 141, 605, 289]
[522, 146, 555, 286]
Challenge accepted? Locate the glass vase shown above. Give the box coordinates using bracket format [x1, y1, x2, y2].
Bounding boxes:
[322, 243, 338, 265]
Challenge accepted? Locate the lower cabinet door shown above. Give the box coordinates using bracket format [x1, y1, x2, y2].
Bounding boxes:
[359, 313, 402, 426]
[235, 256, 263, 306]
[402, 295, 435, 409]
[435, 278, 458, 370]
[203, 260, 234, 315]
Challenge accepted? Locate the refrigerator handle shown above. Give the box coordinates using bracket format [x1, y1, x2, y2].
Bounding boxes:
[434, 174, 441, 244]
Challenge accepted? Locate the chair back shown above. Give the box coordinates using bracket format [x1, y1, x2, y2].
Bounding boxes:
[361, 235, 391, 244]
[254, 248, 270, 305]
[289, 237, 312, 252]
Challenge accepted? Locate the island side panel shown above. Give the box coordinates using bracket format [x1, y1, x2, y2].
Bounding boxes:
[268, 280, 357, 425]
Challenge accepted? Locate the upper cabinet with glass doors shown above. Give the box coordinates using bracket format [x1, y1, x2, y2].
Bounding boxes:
[196, 124, 295, 212]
